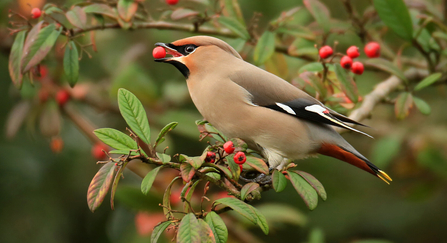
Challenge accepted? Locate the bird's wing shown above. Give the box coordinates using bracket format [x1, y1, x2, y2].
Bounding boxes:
[229, 61, 371, 137]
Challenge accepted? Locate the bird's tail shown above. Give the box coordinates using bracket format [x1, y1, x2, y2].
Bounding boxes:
[318, 143, 392, 184]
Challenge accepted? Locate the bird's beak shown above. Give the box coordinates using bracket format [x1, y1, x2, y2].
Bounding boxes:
[154, 42, 184, 62]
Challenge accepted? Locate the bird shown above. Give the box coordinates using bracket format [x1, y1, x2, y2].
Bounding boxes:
[154, 35, 392, 184]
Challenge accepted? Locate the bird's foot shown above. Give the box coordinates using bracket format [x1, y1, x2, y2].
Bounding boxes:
[240, 171, 272, 185]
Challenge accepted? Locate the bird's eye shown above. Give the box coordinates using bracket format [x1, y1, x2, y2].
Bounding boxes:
[185, 45, 196, 53]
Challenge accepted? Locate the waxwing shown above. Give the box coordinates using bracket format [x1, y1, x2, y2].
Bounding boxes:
[154, 36, 392, 184]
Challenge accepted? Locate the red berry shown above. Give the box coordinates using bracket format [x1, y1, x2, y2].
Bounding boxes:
[234, 152, 246, 165]
[223, 141, 235, 154]
[152, 46, 166, 59]
[206, 151, 216, 163]
[92, 143, 109, 160]
[319, 45, 333, 59]
[56, 90, 70, 106]
[166, 0, 179, 5]
[351, 61, 364, 75]
[340, 56, 353, 69]
[364, 42, 380, 58]
[346, 46, 360, 58]
[31, 8, 41, 19]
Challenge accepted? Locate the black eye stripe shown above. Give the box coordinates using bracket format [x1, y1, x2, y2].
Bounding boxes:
[167, 44, 198, 56]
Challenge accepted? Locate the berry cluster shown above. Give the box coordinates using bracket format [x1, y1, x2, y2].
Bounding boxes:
[204, 141, 247, 172]
[318, 42, 381, 75]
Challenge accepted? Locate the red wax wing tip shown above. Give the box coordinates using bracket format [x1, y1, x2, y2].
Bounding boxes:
[152, 46, 166, 59]
[323, 109, 330, 114]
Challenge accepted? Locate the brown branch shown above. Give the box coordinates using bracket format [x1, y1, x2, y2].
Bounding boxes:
[335, 68, 429, 133]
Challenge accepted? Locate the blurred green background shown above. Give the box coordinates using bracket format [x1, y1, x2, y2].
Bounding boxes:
[1, 0, 447, 242]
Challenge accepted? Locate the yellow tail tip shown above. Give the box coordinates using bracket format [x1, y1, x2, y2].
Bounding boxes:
[377, 170, 392, 184]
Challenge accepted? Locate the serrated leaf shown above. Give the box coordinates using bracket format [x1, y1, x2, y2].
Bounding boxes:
[94, 128, 137, 150]
[253, 31, 276, 66]
[395, 92, 413, 119]
[83, 3, 116, 18]
[8, 31, 26, 89]
[240, 182, 259, 201]
[371, 136, 402, 168]
[303, 0, 331, 33]
[117, 0, 138, 22]
[334, 63, 359, 103]
[163, 177, 181, 220]
[66, 6, 87, 29]
[141, 166, 162, 195]
[155, 122, 178, 147]
[205, 212, 228, 243]
[218, 17, 250, 40]
[287, 171, 318, 210]
[198, 219, 216, 243]
[87, 162, 117, 212]
[177, 213, 201, 243]
[226, 156, 240, 180]
[414, 72, 442, 91]
[151, 221, 173, 243]
[272, 170, 287, 192]
[298, 62, 324, 73]
[171, 8, 199, 20]
[157, 152, 171, 163]
[245, 156, 269, 174]
[413, 96, 431, 115]
[374, 0, 413, 41]
[63, 41, 79, 87]
[180, 163, 196, 182]
[295, 171, 327, 201]
[21, 23, 60, 73]
[364, 58, 408, 83]
[117, 88, 151, 145]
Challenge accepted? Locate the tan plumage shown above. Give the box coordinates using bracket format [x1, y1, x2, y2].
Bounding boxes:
[155, 36, 391, 184]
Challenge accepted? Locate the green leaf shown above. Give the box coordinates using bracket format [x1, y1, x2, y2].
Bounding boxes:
[94, 128, 137, 150]
[141, 166, 162, 195]
[198, 219, 216, 243]
[394, 92, 413, 119]
[156, 152, 171, 163]
[171, 8, 199, 20]
[109, 150, 139, 155]
[272, 170, 287, 192]
[183, 180, 201, 213]
[155, 122, 178, 147]
[364, 58, 408, 82]
[240, 182, 259, 201]
[205, 212, 228, 243]
[44, 6, 64, 15]
[151, 221, 173, 243]
[177, 213, 201, 243]
[374, 0, 413, 41]
[371, 136, 402, 168]
[414, 72, 442, 91]
[117, 88, 151, 145]
[298, 62, 324, 73]
[308, 227, 325, 243]
[21, 23, 60, 73]
[9, 31, 26, 89]
[295, 171, 327, 201]
[245, 156, 269, 174]
[87, 162, 117, 212]
[226, 155, 240, 181]
[223, 0, 245, 25]
[83, 3, 116, 18]
[334, 63, 359, 103]
[413, 96, 431, 115]
[180, 154, 204, 169]
[117, 0, 138, 22]
[303, 0, 331, 33]
[216, 165, 233, 179]
[214, 197, 269, 234]
[110, 161, 128, 210]
[180, 162, 196, 182]
[66, 6, 87, 29]
[287, 171, 318, 210]
[63, 41, 79, 87]
[253, 31, 276, 66]
[218, 17, 250, 40]
[163, 177, 181, 220]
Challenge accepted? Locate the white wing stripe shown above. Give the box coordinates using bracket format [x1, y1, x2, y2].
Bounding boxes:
[276, 103, 296, 115]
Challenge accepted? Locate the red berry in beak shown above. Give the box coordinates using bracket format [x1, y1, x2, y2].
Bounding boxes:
[152, 46, 166, 59]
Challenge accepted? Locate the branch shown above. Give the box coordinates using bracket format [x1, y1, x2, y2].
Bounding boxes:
[335, 68, 429, 133]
